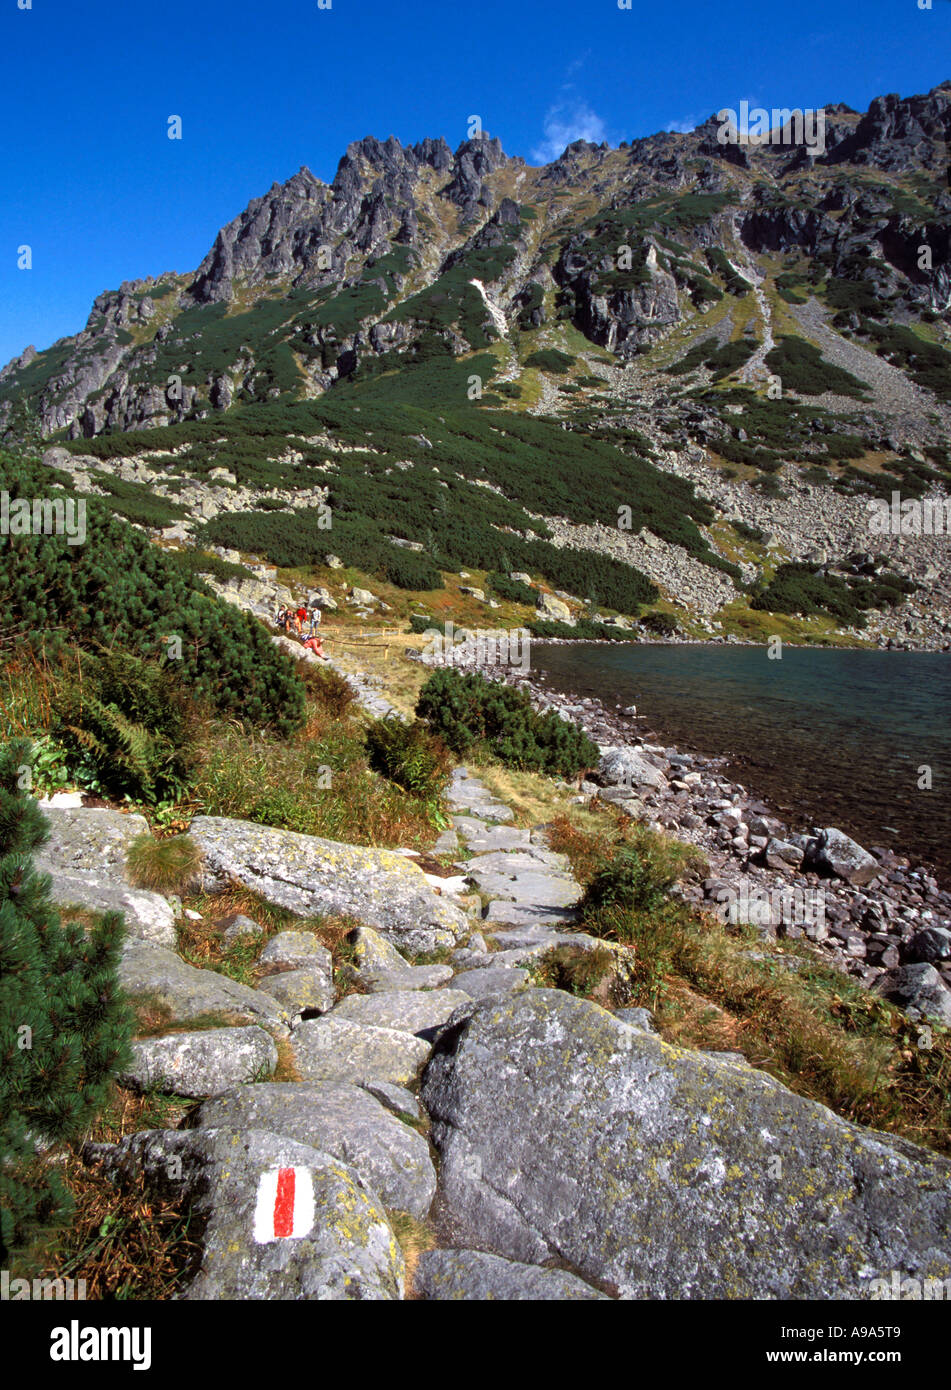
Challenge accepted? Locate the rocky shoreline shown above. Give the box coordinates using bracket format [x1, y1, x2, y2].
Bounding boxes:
[422, 652, 951, 1026]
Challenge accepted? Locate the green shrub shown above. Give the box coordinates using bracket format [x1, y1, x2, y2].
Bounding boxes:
[0, 740, 133, 1257]
[640, 611, 680, 636]
[524, 349, 576, 374]
[365, 717, 452, 801]
[528, 617, 635, 641]
[750, 562, 914, 627]
[581, 845, 677, 915]
[416, 668, 599, 777]
[0, 446, 305, 736]
[487, 572, 535, 604]
[764, 338, 867, 399]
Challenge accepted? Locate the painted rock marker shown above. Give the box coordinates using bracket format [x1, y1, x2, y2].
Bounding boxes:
[252, 1167, 315, 1242]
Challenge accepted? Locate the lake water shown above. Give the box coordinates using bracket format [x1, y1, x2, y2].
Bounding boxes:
[531, 643, 951, 881]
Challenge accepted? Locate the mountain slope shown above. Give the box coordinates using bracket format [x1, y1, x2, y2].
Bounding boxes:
[2, 81, 950, 646]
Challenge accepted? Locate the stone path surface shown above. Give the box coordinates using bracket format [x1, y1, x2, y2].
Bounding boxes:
[445, 766, 584, 945]
[82, 762, 617, 1300]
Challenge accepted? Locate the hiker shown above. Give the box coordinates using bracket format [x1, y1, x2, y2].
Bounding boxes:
[308, 604, 322, 637]
[276, 606, 288, 632]
[302, 631, 324, 658]
[294, 604, 307, 635]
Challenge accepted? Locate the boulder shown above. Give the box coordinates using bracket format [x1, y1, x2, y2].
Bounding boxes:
[764, 837, 805, 871]
[222, 914, 264, 944]
[804, 828, 880, 886]
[348, 587, 377, 607]
[196, 1082, 436, 1218]
[421, 990, 951, 1299]
[452, 966, 530, 999]
[906, 927, 951, 964]
[36, 805, 148, 877]
[120, 1026, 277, 1098]
[290, 1016, 431, 1087]
[615, 1006, 658, 1033]
[256, 967, 335, 1015]
[41, 872, 176, 947]
[31, 806, 177, 945]
[362, 967, 454, 992]
[875, 963, 951, 1024]
[350, 924, 453, 991]
[84, 1127, 403, 1300]
[118, 937, 286, 1030]
[536, 593, 573, 624]
[258, 931, 333, 974]
[190, 816, 468, 955]
[414, 1249, 607, 1301]
[330, 989, 472, 1041]
[597, 747, 668, 792]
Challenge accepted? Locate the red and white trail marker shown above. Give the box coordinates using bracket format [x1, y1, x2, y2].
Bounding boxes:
[253, 1167, 315, 1243]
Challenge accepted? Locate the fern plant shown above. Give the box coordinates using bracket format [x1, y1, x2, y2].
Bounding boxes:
[365, 716, 453, 802]
[53, 649, 199, 803]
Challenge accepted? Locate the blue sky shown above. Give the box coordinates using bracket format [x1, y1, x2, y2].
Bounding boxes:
[0, 0, 946, 364]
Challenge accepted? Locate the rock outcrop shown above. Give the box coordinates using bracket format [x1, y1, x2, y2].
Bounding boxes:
[422, 989, 951, 1299]
[189, 815, 469, 954]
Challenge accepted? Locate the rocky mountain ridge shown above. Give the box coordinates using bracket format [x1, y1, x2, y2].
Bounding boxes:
[2, 81, 948, 441]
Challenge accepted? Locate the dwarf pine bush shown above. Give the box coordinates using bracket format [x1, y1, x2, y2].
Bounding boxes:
[416, 669, 599, 777]
[0, 740, 133, 1257]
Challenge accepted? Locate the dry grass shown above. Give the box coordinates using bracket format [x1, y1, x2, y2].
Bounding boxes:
[9, 1155, 204, 1300]
[388, 1211, 439, 1298]
[272, 1034, 302, 1082]
[173, 886, 364, 997]
[468, 760, 578, 826]
[126, 833, 203, 895]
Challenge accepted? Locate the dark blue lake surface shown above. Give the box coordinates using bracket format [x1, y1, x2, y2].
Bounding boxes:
[531, 643, 951, 880]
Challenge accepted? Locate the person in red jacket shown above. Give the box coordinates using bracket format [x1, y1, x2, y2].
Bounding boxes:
[294, 604, 307, 635]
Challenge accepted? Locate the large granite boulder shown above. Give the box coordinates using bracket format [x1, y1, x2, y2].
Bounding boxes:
[597, 747, 668, 792]
[34, 806, 176, 946]
[536, 593, 573, 624]
[350, 925, 454, 992]
[804, 828, 880, 886]
[875, 963, 951, 1025]
[289, 1016, 431, 1087]
[421, 990, 951, 1299]
[84, 1127, 404, 1300]
[118, 937, 286, 1030]
[329, 989, 472, 1041]
[120, 1026, 277, 1098]
[42, 873, 176, 947]
[414, 1248, 607, 1300]
[190, 816, 468, 954]
[36, 805, 148, 877]
[196, 1081, 436, 1218]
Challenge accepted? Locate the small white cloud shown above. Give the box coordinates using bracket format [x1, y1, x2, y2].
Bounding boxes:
[665, 115, 704, 134]
[532, 100, 607, 164]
